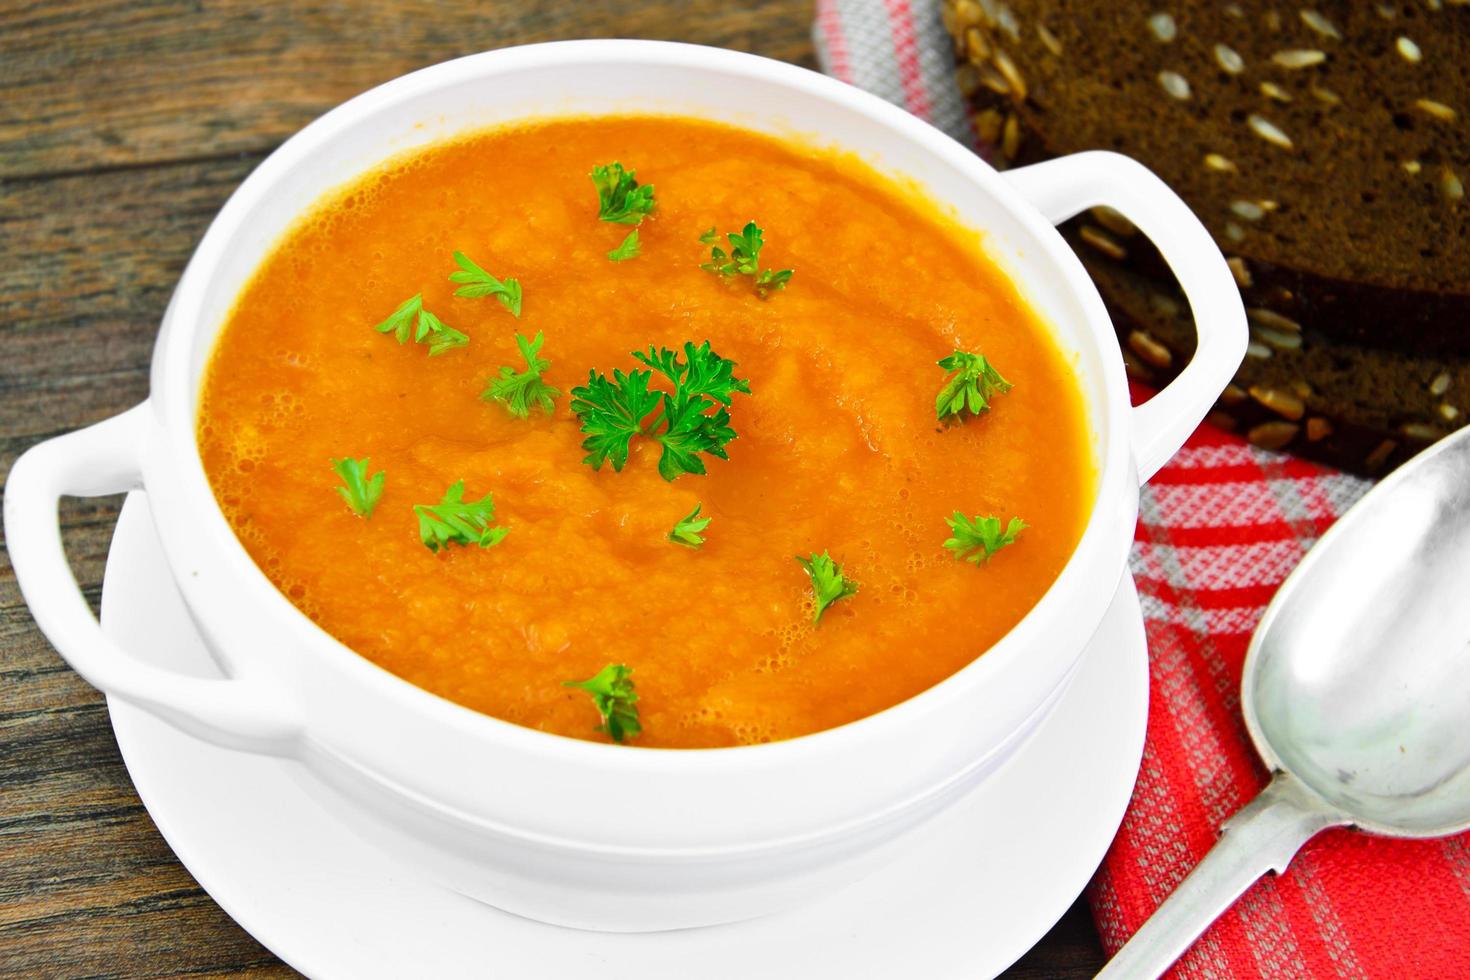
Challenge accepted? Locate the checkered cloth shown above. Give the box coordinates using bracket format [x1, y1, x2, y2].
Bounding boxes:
[813, 3, 1470, 975]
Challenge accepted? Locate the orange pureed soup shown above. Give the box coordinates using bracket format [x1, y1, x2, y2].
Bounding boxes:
[198, 116, 1093, 748]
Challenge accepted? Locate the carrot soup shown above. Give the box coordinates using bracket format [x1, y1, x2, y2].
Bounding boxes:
[197, 115, 1093, 748]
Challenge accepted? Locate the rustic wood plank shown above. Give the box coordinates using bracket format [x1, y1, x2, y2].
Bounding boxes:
[0, 0, 818, 179]
[0, 156, 258, 456]
[1007, 901, 1108, 978]
[0, 1, 1106, 974]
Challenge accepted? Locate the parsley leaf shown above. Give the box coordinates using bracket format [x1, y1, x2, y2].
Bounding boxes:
[374, 294, 467, 356]
[570, 341, 751, 481]
[700, 221, 794, 298]
[936, 350, 1011, 421]
[591, 162, 655, 225]
[331, 457, 384, 518]
[482, 331, 560, 418]
[669, 504, 711, 548]
[415, 308, 469, 356]
[650, 383, 739, 481]
[755, 268, 794, 295]
[415, 480, 508, 552]
[449, 250, 522, 317]
[564, 664, 641, 743]
[943, 513, 1027, 564]
[569, 367, 661, 473]
[607, 229, 641, 262]
[796, 551, 859, 624]
[374, 294, 423, 344]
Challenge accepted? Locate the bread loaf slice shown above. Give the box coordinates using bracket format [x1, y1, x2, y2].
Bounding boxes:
[944, 0, 1469, 472]
[1072, 228, 1468, 471]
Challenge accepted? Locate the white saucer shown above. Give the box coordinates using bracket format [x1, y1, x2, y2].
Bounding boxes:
[101, 492, 1146, 979]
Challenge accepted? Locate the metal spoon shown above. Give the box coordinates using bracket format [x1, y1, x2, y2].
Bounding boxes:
[1098, 425, 1470, 978]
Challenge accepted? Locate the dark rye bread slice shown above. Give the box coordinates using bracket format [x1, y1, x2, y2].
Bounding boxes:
[942, 0, 1470, 473]
[945, 0, 1470, 348]
[1071, 227, 1470, 473]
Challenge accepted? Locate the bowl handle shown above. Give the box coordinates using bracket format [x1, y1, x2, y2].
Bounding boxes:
[1003, 151, 1247, 483]
[4, 403, 302, 753]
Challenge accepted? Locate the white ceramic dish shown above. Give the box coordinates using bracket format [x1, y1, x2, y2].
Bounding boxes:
[103, 492, 1149, 978]
[6, 40, 1243, 931]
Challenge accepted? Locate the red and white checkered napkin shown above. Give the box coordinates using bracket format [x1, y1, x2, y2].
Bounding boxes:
[814, 3, 1470, 975]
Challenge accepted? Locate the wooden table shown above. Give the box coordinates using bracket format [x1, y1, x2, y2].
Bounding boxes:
[0, 2, 1106, 974]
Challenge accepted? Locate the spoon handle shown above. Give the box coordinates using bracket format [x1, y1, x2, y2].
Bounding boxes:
[1095, 771, 1351, 979]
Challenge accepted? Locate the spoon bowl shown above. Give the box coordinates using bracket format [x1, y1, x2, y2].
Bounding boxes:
[1244, 428, 1470, 837]
[1099, 425, 1470, 978]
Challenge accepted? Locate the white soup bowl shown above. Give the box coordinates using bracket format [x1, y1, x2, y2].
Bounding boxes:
[5, 40, 1245, 931]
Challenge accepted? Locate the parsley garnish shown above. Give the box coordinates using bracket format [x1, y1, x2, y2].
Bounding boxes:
[449, 250, 522, 318]
[374, 294, 422, 344]
[943, 513, 1027, 564]
[569, 368, 659, 472]
[415, 309, 469, 356]
[936, 350, 1011, 421]
[331, 457, 384, 518]
[482, 332, 560, 418]
[700, 222, 793, 298]
[373, 294, 468, 356]
[669, 504, 711, 548]
[570, 341, 751, 482]
[564, 664, 641, 743]
[607, 229, 641, 262]
[591, 162, 655, 225]
[415, 480, 508, 552]
[796, 551, 858, 624]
